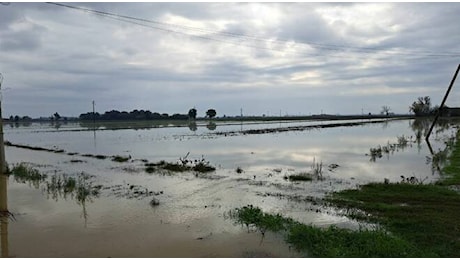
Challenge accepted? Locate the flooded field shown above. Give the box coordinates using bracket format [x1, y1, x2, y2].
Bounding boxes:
[0, 118, 457, 257]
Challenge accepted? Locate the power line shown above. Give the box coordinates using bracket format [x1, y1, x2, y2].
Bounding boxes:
[45, 2, 460, 60]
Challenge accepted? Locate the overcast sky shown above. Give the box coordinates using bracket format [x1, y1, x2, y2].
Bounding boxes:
[1, 2, 460, 118]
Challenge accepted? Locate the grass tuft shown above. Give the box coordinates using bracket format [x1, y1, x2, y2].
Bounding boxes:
[112, 155, 131, 163]
[286, 173, 312, 181]
[9, 163, 47, 188]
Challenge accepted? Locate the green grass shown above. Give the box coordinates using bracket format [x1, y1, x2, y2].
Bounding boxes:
[231, 205, 427, 257]
[327, 183, 460, 257]
[438, 130, 460, 185]
[8, 163, 47, 188]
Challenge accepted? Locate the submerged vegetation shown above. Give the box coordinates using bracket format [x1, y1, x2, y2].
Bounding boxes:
[112, 155, 131, 163]
[144, 154, 216, 174]
[285, 158, 323, 182]
[366, 135, 415, 162]
[8, 163, 47, 188]
[437, 130, 460, 186]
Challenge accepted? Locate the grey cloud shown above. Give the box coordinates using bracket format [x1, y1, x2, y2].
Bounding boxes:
[1, 2, 460, 118]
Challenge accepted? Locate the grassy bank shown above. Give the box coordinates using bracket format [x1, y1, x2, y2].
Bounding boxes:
[233, 130, 460, 257]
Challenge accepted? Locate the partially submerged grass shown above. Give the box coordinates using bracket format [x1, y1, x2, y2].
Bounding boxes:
[233, 130, 460, 257]
[144, 156, 216, 174]
[231, 205, 426, 257]
[112, 155, 131, 163]
[191, 161, 215, 173]
[8, 163, 47, 188]
[438, 130, 460, 185]
[327, 183, 460, 257]
[285, 158, 323, 182]
[286, 173, 312, 181]
[235, 166, 243, 174]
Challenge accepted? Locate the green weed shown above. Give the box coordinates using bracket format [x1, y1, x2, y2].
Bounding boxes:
[9, 163, 47, 188]
[231, 205, 426, 257]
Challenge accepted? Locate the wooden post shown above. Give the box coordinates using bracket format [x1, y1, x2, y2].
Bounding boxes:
[0, 73, 6, 175]
[0, 73, 8, 257]
[0, 174, 8, 257]
[426, 64, 460, 141]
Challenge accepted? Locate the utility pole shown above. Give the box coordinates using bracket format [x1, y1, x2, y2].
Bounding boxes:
[426, 64, 460, 141]
[92, 100, 96, 124]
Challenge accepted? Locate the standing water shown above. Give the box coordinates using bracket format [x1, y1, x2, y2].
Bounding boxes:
[0, 118, 456, 257]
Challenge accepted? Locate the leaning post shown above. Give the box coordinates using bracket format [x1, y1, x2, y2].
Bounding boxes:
[426, 64, 460, 141]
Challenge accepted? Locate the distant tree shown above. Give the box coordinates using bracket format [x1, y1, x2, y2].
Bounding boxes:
[188, 108, 197, 120]
[410, 96, 436, 116]
[206, 109, 217, 118]
[381, 106, 391, 116]
[54, 112, 61, 120]
[14, 115, 19, 122]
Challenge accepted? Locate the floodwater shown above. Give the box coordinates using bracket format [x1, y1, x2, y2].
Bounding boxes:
[0, 118, 457, 257]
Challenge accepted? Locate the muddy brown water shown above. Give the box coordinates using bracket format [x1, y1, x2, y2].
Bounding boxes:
[0, 118, 456, 257]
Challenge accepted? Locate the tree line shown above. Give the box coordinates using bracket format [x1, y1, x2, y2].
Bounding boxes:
[79, 108, 217, 121]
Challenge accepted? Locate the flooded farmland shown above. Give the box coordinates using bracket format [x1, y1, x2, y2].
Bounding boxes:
[0, 118, 457, 257]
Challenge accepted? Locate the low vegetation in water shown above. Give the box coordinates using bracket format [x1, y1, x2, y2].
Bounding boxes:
[112, 155, 131, 163]
[235, 166, 243, 174]
[285, 173, 312, 181]
[438, 130, 460, 186]
[366, 135, 415, 162]
[285, 158, 323, 182]
[323, 131, 460, 257]
[235, 131, 460, 257]
[230, 205, 426, 257]
[8, 163, 47, 188]
[144, 154, 216, 174]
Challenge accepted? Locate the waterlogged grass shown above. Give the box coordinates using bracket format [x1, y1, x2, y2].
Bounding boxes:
[144, 158, 216, 173]
[112, 155, 131, 163]
[328, 183, 460, 257]
[285, 173, 312, 181]
[8, 163, 47, 188]
[438, 130, 460, 185]
[231, 205, 426, 257]
[230, 130, 460, 257]
[285, 158, 323, 182]
[320, 130, 460, 257]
